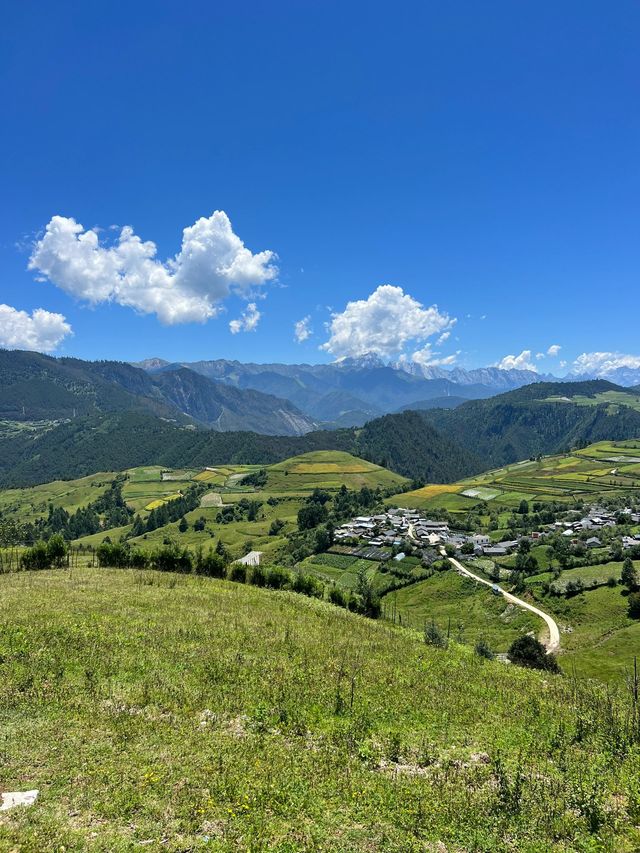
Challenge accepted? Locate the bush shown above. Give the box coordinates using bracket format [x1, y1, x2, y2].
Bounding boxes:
[328, 586, 348, 608]
[229, 564, 247, 583]
[291, 573, 323, 598]
[196, 550, 227, 578]
[628, 592, 640, 620]
[21, 541, 51, 571]
[475, 638, 495, 660]
[250, 565, 267, 587]
[424, 621, 447, 649]
[508, 635, 559, 673]
[265, 566, 290, 589]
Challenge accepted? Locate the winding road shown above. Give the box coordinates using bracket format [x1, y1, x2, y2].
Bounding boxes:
[440, 550, 561, 653]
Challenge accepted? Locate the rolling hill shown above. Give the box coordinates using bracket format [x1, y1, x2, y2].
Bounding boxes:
[0, 349, 318, 436]
[418, 381, 640, 467]
[1, 567, 639, 850]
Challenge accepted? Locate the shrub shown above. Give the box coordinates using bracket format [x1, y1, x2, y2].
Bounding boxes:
[21, 541, 50, 571]
[250, 565, 267, 587]
[475, 638, 495, 660]
[424, 621, 447, 649]
[265, 566, 290, 589]
[508, 635, 559, 673]
[291, 573, 323, 598]
[229, 564, 247, 583]
[196, 550, 227, 578]
[628, 592, 640, 620]
[328, 586, 348, 608]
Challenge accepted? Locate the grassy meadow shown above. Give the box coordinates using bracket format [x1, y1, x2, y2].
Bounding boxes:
[2, 567, 640, 851]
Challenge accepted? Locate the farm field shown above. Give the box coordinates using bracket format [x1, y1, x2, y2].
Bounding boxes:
[544, 390, 640, 414]
[263, 451, 409, 493]
[390, 440, 640, 514]
[1, 567, 640, 851]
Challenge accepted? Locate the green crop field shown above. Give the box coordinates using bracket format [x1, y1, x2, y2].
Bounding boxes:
[2, 567, 640, 850]
[265, 451, 409, 493]
[391, 440, 640, 513]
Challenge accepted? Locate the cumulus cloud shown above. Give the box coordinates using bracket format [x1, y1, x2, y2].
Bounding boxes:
[495, 350, 538, 372]
[412, 344, 460, 367]
[572, 352, 640, 376]
[321, 285, 455, 360]
[229, 303, 261, 334]
[547, 344, 561, 357]
[0, 304, 72, 352]
[28, 212, 277, 325]
[294, 316, 312, 343]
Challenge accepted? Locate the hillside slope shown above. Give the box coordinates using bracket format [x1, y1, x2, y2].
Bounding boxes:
[0, 408, 481, 488]
[0, 350, 317, 436]
[420, 381, 640, 467]
[1, 567, 639, 851]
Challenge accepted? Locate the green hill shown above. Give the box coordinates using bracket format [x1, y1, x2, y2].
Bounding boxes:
[0, 408, 481, 489]
[419, 381, 640, 468]
[394, 439, 640, 511]
[1, 567, 640, 850]
[263, 450, 410, 493]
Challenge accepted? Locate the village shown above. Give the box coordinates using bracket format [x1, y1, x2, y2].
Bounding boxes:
[332, 503, 640, 563]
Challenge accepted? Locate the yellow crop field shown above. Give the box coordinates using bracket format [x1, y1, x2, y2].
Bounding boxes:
[403, 484, 460, 500]
[289, 463, 372, 474]
[144, 493, 182, 511]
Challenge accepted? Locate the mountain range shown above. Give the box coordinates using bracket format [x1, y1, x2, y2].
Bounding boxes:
[2, 345, 640, 489]
[133, 354, 555, 425]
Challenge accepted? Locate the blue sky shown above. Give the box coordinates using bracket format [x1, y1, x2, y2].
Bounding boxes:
[1, 1, 639, 374]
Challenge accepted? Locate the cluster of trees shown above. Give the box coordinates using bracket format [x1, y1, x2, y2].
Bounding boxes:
[94, 540, 381, 618]
[128, 485, 206, 536]
[3, 478, 133, 545]
[239, 468, 268, 488]
[20, 534, 67, 570]
[96, 539, 230, 575]
[215, 497, 263, 525]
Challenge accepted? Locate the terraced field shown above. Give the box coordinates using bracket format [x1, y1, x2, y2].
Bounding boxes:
[392, 440, 640, 513]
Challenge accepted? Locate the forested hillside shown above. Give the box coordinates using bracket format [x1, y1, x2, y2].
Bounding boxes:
[420, 382, 640, 467]
[0, 350, 317, 435]
[0, 409, 480, 488]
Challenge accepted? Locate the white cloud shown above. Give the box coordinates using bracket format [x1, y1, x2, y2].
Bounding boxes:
[571, 352, 640, 376]
[547, 344, 562, 357]
[437, 331, 451, 345]
[536, 352, 544, 360]
[294, 316, 312, 343]
[229, 303, 261, 334]
[320, 285, 455, 360]
[0, 304, 72, 352]
[495, 350, 538, 372]
[29, 212, 277, 325]
[412, 344, 460, 367]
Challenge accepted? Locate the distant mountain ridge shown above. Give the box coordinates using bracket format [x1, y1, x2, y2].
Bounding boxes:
[133, 354, 555, 424]
[0, 350, 318, 436]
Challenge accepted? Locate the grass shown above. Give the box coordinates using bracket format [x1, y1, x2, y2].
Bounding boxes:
[2, 567, 640, 850]
[381, 570, 541, 651]
[538, 585, 640, 682]
[0, 472, 116, 524]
